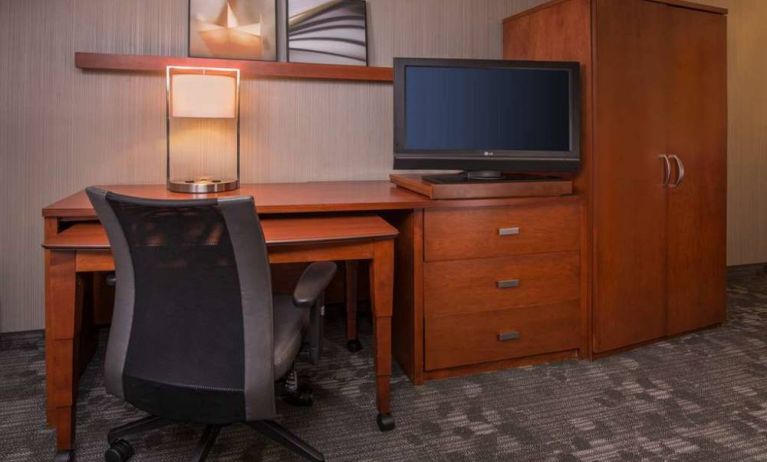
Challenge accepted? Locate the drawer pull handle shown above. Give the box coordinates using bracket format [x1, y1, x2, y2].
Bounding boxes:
[498, 227, 520, 236]
[498, 331, 521, 342]
[496, 279, 520, 289]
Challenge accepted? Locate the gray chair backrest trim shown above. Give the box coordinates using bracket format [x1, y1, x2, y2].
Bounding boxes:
[219, 196, 276, 420]
[86, 187, 135, 399]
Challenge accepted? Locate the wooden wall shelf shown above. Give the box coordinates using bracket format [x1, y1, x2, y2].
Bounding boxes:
[75, 52, 393, 83]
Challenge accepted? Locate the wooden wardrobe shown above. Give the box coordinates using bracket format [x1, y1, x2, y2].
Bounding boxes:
[504, 0, 727, 355]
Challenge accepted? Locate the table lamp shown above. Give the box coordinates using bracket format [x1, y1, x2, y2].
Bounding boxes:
[166, 66, 240, 193]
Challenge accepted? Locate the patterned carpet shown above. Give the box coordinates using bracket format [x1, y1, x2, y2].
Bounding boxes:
[2, 269, 767, 461]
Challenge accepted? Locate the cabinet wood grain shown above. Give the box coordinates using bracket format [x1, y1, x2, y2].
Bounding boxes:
[424, 252, 580, 317]
[424, 199, 580, 262]
[665, 6, 728, 334]
[425, 301, 581, 370]
[591, 0, 670, 353]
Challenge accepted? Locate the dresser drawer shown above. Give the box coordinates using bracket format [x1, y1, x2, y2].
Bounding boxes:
[425, 301, 580, 370]
[424, 252, 579, 317]
[424, 200, 580, 262]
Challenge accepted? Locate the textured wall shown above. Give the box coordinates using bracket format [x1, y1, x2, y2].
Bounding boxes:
[690, 0, 767, 266]
[0, 0, 544, 332]
[1, 0, 762, 333]
[717, 0, 767, 266]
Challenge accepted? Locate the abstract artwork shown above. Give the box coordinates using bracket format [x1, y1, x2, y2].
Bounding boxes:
[287, 0, 368, 65]
[189, 0, 277, 61]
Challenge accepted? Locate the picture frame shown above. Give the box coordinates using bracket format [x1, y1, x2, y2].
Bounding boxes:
[286, 0, 369, 66]
[188, 0, 278, 61]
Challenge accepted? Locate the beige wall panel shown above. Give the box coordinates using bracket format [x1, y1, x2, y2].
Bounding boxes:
[720, 0, 767, 266]
[0, 0, 548, 332]
[2, 0, 763, 332]
[1, 0, 76, 334]
[694, 0, 767, 265]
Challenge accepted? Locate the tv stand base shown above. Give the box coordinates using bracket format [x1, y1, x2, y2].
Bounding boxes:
[390, 173, 573, 200]
[422, 171, 564, 185]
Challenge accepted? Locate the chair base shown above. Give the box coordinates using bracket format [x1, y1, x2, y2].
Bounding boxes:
[248, 420, 324, 462]
[280, 366, 314, 407]
[107, 415, 168, 443]
[190, 425, 221, 462]
[104, 439, 133, 462]
[103, 416, 324, 462]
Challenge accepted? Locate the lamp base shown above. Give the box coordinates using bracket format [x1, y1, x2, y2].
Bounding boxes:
[167, 178, 239, 193]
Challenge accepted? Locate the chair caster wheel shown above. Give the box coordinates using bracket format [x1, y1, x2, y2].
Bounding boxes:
[54, 450, 75, 462]
[346, 339, 363, 353]
[377, 413, 395, 431]
[283, 386, 314, 407]
[104, 439, 134, 462]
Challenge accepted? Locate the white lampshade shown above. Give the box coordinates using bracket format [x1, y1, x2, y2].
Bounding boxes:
[171, 73, 236, 119]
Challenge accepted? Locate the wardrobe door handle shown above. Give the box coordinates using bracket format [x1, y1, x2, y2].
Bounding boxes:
[660, 155, 671, 186]
[669, 155, 685, 187]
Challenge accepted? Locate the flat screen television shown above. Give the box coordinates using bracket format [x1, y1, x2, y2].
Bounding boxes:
[394, 58, 581, 181]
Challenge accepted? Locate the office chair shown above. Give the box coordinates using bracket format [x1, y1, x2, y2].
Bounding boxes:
[87, 187, 336, 462]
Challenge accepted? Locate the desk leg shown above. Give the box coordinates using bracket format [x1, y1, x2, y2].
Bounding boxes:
[369, 240, 395, 431]
[45, 251, 79, 462]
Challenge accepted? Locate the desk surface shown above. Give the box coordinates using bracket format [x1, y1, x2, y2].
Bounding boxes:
[43, 215, 399, 250]
[43, 181, 570, 218]
[43, 181, 432, 218]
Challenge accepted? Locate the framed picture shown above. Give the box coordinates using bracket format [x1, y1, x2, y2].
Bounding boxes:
[287, 0, 369, 66]
[189, 0, 278, 61]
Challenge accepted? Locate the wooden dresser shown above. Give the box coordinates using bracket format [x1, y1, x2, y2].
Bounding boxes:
[391, 195, 588, 383]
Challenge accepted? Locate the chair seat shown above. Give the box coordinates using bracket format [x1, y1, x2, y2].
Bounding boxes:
[273, 295, 309, 379]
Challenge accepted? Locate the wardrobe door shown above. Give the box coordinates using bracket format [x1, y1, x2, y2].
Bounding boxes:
[592, 0, 670, 353]
[665, 6, 727, 335]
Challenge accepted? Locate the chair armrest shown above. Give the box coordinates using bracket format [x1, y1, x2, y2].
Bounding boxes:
[293, 262, 338, 308]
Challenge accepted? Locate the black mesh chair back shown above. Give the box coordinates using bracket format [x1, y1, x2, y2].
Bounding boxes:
[87, 187, 277, 424]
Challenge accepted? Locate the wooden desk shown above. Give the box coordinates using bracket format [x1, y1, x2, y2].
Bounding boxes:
[42, 189, 403, 460]
[43, 181, 586, 461]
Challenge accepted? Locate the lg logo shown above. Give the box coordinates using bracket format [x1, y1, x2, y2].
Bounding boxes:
[483, 151, 495, 157]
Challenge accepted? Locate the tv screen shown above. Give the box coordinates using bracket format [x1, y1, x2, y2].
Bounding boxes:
[394, 58, 581, 173]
